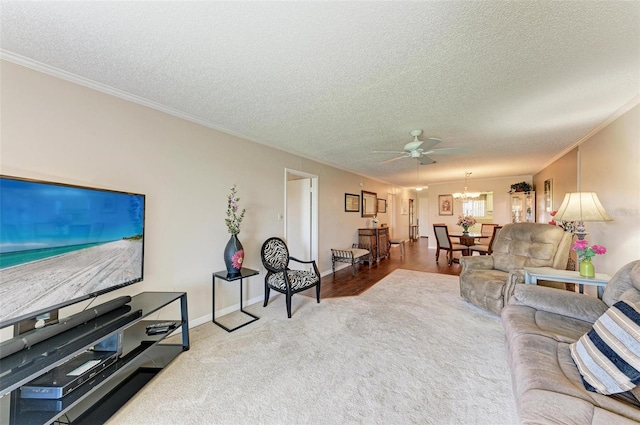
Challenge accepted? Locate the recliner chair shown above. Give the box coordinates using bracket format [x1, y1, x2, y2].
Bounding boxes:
[459, 222, 572, 315]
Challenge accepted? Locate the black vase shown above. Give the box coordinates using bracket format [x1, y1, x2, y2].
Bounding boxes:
[224, 234, 244, 276]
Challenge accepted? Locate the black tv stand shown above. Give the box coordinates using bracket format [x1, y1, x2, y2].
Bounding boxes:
[0, 292, 189, 425]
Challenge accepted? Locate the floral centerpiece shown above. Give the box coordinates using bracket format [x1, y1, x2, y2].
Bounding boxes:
[223, 185, 246, 274]
[225, 184, 245, 235]
[456, 215, 477, 234]
[572, 239, 606, 277]
[372, 215, 379, 226]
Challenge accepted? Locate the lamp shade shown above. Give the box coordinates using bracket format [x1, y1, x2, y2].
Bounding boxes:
[553, 192, 612, 222]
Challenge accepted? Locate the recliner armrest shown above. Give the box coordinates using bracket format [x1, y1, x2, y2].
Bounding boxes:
[460, 255, 495, 273]
[508, 284, 608, 323]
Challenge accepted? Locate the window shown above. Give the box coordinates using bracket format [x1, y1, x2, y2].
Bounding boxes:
[462, 192, 493, 219]
[463, 199, 485, 217]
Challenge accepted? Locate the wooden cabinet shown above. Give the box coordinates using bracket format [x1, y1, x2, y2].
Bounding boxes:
[358, 227, 390, 263]
[510, 192, 536, 223]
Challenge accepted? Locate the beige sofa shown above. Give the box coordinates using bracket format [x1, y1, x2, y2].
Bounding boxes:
[459, 222, 573, 315]
[503, 260, 640, 424]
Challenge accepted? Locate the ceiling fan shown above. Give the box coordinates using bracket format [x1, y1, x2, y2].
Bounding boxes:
[373, 130, 471, 165]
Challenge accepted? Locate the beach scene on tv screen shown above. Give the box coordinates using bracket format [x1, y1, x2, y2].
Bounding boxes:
[0, 178, 144, 324]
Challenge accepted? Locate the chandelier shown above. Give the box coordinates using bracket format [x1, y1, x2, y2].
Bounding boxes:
[452, 172, 481, 202]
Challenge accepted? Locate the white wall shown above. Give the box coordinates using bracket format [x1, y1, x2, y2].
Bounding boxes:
[0, 60, 413, 326]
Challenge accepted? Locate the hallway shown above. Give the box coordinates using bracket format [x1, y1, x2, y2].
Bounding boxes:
[306, 237, 462, 298]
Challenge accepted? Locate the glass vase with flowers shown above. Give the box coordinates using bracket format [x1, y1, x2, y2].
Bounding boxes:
[456, 215, 477, 235]
[223, 184, 246, 276]
[572, 239, 606, 277]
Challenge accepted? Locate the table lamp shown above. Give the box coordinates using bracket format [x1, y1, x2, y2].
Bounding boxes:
[553, 192, 612, 240]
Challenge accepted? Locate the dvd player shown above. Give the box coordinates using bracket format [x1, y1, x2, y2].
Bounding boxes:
[20, 350, 118, 399]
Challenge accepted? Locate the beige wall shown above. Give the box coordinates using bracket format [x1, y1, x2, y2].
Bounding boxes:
[533, 105, 640, 275]
[0, 60, 413, 326]
[2, 59, 638, 326]
[533, 148, 578, 224]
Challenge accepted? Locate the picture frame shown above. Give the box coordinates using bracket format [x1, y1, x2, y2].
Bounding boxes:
[361, 190, 378, 217]
[377, 198, 387, 213]
[345, 193, 360, 212]
[439, 194, 453, 216]
[544, 178, 553, 213]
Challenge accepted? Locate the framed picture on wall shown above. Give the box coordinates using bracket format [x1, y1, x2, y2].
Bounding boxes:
[544, 178, 553, 213]
[439, 194, 453, 215]
[377, 198, 387, 213]
[345, 193, 360, 212]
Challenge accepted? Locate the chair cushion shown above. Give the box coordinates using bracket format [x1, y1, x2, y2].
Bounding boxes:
[470, 244, 489, 253]
[262, 238, 289, 270]
[570, 300, 640, 395]
[451, 243, 468, 250]
[267, 270, 319, 291]
[349, 248, 369, 258]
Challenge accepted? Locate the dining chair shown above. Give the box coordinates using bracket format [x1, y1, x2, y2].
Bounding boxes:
[433, 224, 469, 266]
[478, 223, 499, 245]
[469, 226, 502, 255]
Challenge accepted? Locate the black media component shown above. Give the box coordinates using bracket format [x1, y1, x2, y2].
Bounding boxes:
[20, 350, 119, 399]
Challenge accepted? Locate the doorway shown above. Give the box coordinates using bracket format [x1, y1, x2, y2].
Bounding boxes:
[284, 169, 318, 269]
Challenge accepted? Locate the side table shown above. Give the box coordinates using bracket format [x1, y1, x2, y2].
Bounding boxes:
[212, 268, 260, 332]
[524, 267, 611, 299]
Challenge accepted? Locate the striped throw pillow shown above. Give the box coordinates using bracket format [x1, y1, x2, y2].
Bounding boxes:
[570, 300, 640, 395]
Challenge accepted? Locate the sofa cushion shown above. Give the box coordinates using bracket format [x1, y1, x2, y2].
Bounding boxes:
[603, 261, 640, 307]
[458, 269, 508, 315]
[570, 300, 640, 395]
[505, 329, 640, 423]
[502, 304, 593, 344]
[492, 223, 571, 273]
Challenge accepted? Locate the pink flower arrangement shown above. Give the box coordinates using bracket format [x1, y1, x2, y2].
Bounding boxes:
[572, 239, 606, 262]
[225, 184, 246, 235]
[456, 215, 477, 231]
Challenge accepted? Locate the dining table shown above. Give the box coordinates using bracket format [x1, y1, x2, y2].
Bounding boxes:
[448, 232, 489, 254]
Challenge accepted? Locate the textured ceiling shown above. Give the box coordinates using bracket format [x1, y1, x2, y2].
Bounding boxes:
[1, 1, 639, 187]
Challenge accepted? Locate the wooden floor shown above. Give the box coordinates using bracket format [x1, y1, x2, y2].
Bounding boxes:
[302, 237, 462, 299]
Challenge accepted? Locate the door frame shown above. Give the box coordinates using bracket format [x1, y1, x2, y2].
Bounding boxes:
[284, 168, 319, 263]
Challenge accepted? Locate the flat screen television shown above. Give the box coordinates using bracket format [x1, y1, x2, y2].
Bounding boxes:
[0, 175, 145, 328]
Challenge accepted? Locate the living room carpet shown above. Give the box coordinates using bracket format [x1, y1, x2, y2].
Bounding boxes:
[108, 269, 518, 424]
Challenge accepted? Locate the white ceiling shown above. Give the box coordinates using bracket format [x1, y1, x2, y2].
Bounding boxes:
[1, 1, 639, 187]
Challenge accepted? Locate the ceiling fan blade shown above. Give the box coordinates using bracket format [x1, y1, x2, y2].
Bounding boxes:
[404, 140, 423, 151]
[421, 138, 442, 151]
[372, 150, 406, 154]
[379, 156, 407, 164]
[423, 147, 473, 155]
[418, 156, 436, 165]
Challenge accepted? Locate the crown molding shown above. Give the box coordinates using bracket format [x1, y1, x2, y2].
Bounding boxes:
[539, 94, 640, 171]
[0, 50, 253, 140]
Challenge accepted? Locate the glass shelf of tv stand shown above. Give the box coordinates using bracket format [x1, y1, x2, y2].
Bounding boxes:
[0, 292, 189, 425]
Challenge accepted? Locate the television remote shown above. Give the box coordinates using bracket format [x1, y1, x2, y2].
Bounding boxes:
[146, 326, 172, 335]
[146, 321, 177, 329]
